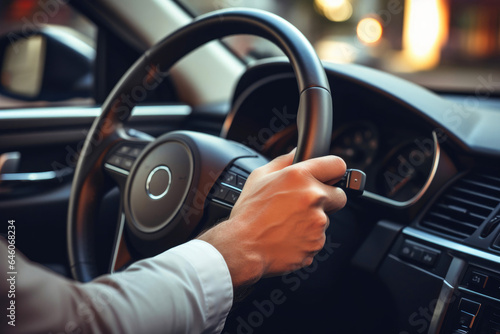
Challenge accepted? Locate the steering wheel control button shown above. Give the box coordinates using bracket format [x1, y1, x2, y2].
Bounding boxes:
[225, 190, 240, 204]
[106, 154, 136, 171]
[115, 144, 144, 160]
[236, 176, 247, 189]
[211, 166, 250, 207]
[146, 166, 172, 200]
[117, 146, 131, 155]
[214, 186, 230, 200]
[212, 184, 241, 207]
[334, 169, 366, 197]
[108, 155, 123, 167]
[122, 158, 134, 170]
[222, 172, 237, 186]
[129, 147, 142, 158]
[105, 144, 147, 175]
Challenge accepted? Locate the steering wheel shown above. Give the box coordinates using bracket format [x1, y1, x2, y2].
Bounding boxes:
[67, 8, 333, 282]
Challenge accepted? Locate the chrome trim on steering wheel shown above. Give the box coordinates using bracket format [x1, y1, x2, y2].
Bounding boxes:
[145, 166, 172, 200]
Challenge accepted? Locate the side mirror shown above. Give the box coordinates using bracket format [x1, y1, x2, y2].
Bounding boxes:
[0, 26, 95, 102]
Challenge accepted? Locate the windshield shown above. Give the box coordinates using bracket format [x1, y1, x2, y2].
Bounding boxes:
[180, 0, 500, 94]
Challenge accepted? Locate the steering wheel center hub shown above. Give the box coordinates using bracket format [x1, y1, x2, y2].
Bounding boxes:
[125, 140, 194, 234]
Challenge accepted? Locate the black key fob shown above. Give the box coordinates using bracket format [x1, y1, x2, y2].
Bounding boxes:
[334, 169, 366, 197]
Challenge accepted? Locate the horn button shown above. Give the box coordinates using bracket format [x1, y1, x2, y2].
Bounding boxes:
[125, 141, 194, 234]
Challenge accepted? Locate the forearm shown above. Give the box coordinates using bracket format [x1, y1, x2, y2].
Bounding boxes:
[1, 239, 233, 334]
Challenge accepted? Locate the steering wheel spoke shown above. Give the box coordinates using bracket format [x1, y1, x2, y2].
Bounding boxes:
[109, 212, 135, 273]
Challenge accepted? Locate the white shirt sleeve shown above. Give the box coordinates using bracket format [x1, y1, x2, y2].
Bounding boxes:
[0, 238, 233, 334]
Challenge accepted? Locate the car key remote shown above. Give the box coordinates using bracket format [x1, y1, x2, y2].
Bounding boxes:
[334, 169, 366, 197]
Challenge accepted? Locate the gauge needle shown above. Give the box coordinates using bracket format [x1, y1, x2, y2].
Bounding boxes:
[388, 174, 412, 197]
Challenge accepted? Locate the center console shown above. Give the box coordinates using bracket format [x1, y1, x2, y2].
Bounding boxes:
[353, 223, 500, 334]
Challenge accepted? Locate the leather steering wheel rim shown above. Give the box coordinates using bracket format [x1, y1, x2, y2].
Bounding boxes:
[68, 8, 333, 282]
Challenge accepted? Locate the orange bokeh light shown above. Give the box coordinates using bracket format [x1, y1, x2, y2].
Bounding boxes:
[402, 0, 449, 71]
[357, 17, 383, 45]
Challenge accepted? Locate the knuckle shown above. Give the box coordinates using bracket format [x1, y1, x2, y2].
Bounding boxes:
[302, 257, 313, 267]
[302, 189, 320, 204]
[313, 234, 326, 251]
[311, 210, 328, 227]
[301, 186, 328, 206]
[283, 166, 307, 180]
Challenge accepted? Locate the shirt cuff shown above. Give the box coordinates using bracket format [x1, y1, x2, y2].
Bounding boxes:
[168, 239, 233, 333]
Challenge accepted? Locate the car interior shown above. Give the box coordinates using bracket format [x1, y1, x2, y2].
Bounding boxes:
[1, 0, 500, 333]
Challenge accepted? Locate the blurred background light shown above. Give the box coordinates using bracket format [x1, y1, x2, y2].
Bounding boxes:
[402, 0, 449, 71]
[315, 40, 357, 63]
[314, 0, 353, 22]
[357, 17, 383, 44]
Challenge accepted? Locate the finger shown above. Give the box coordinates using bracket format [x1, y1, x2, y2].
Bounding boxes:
[318, 183, 347, 213]
[260, 147, 297, 173]
[295, 155, 347, 184]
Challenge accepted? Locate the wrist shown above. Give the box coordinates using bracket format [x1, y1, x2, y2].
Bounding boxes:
[197, 219, 265, 287]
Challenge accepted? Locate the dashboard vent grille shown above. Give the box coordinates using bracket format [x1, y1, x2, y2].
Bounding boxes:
[420, 172, 500, 240]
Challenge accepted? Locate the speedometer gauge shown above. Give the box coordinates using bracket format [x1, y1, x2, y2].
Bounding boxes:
[378, 138, 435, 202]
[330, 122, 379, 170]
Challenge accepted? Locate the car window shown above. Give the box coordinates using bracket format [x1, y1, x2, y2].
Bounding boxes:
[180, 0, 500, 94]
[0, 0, 97, 109]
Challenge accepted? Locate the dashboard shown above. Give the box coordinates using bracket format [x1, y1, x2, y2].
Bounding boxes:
[220, 59, 500, 334]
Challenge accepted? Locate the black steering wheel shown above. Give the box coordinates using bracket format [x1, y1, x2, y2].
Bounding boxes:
[67, 8, 333, 282]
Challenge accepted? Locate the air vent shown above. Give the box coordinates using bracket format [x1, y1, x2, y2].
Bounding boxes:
[420, 172, 500, 240]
